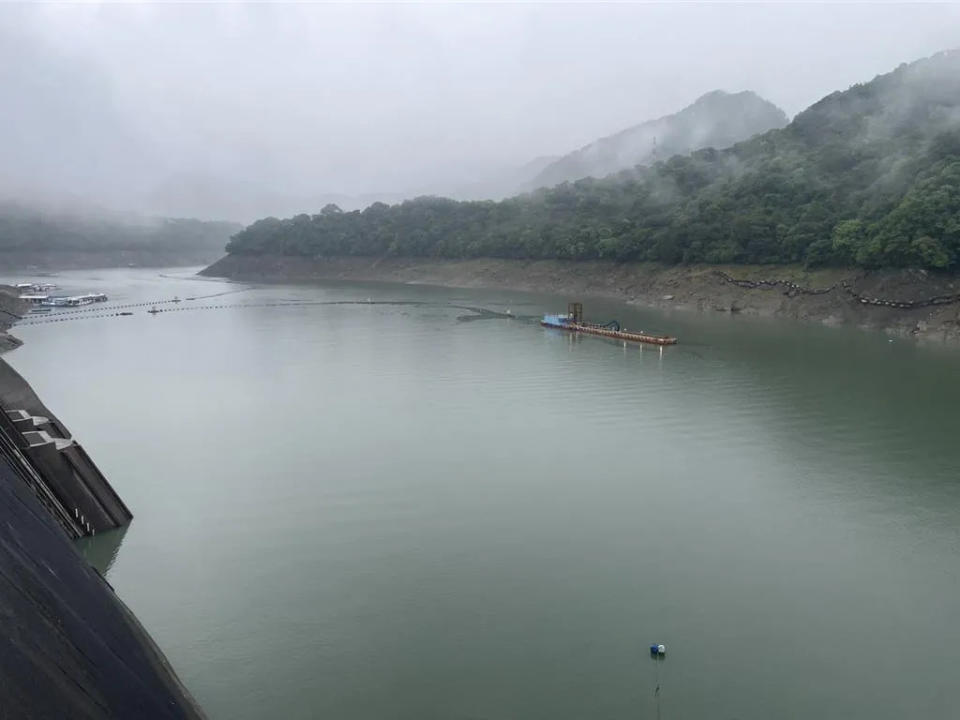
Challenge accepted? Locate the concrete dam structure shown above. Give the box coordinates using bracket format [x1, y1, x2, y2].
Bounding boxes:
[0, 411, 204, 717]
[0, 286, 204, 717]
[0, 358, 132, 538]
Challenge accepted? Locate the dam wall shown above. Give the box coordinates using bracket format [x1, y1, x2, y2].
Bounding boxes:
[0, 285, 203, 717]
[0, 359, 132, 537]
[0, 434, 204, 718]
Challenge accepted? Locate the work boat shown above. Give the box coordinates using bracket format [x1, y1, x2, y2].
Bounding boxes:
[541, 302, 678, 346]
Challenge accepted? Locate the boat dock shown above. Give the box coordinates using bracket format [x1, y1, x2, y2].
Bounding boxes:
[18, 293, 108, 307]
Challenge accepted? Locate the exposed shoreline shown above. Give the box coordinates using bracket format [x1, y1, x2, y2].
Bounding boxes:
[202, 254, 960, 343]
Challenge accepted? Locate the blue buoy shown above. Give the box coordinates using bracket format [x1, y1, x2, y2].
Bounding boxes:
[650, 643, 666, 656]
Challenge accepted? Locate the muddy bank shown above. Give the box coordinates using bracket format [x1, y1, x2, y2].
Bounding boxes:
[202, 255, 960, 342]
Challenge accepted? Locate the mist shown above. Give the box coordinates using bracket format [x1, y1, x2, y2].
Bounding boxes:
[2, 2, 959, 223]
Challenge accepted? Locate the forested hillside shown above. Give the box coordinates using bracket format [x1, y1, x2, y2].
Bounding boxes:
[0, 204, 240, 266]
[227, 50, 960, 270]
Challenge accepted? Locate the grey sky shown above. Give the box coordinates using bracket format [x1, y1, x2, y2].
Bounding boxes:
[2, 2, 959, 221]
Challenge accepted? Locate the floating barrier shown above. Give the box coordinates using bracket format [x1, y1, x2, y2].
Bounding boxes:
[16, 298, 511, 327]
[714, 271, 960, 310]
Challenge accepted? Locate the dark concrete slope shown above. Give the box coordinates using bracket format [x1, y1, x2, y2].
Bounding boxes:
[0, 359, 133, 537]
[0, 286, 26, 353]
[0, 355, 55, 419]
[0, 449, 204, 719]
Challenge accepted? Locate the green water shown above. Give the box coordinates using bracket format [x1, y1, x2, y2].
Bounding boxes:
[5, 267, 960, 719]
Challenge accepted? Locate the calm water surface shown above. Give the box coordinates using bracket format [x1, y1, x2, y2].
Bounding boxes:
[4, 267, 960, 719]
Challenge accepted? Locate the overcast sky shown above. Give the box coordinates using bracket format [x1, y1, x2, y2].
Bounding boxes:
[2, 2, 959, 221]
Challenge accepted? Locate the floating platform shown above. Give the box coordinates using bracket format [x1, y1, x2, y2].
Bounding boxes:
[541, 302, 677, 345]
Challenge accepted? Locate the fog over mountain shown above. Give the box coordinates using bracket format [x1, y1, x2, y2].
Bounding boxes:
[2, 3, 959, 222]
[528, 90, 788, 190]
[223, 49, 960, 271]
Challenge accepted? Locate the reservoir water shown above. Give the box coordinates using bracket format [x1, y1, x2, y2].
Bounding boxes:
[4, 267, 960, 719]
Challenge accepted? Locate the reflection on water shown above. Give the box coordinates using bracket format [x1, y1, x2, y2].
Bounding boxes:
[77, 524, 128, 576]
[4, 267, 960, 720]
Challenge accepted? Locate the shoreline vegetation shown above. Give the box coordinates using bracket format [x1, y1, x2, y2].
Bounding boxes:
[201, 254, 960, 342]
[0, 203, 240, 270]
[0, 248, 225, 270]
[209, 50, 960, 344]
[223, 52, 960, 274]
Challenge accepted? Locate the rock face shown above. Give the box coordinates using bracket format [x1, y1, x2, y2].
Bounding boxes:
[528, 90, 788, 188]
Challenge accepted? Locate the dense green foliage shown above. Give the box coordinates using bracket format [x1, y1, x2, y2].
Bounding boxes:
[0, 205, 240, 256]
[228, 51, 960, 269]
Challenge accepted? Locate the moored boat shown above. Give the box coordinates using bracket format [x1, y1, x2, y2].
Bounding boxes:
[541, 303, 678, 345]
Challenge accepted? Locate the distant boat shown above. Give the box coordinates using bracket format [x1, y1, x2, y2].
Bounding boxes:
[41, 293, 108, 307]
[148, 306, 160, 315]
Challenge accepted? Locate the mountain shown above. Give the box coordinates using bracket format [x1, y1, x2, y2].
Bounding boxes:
[223, 49, 960, 271]
[527, 90, 789, 189]
[0, 202, 241, 268]
[143, 92, 785, 214]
